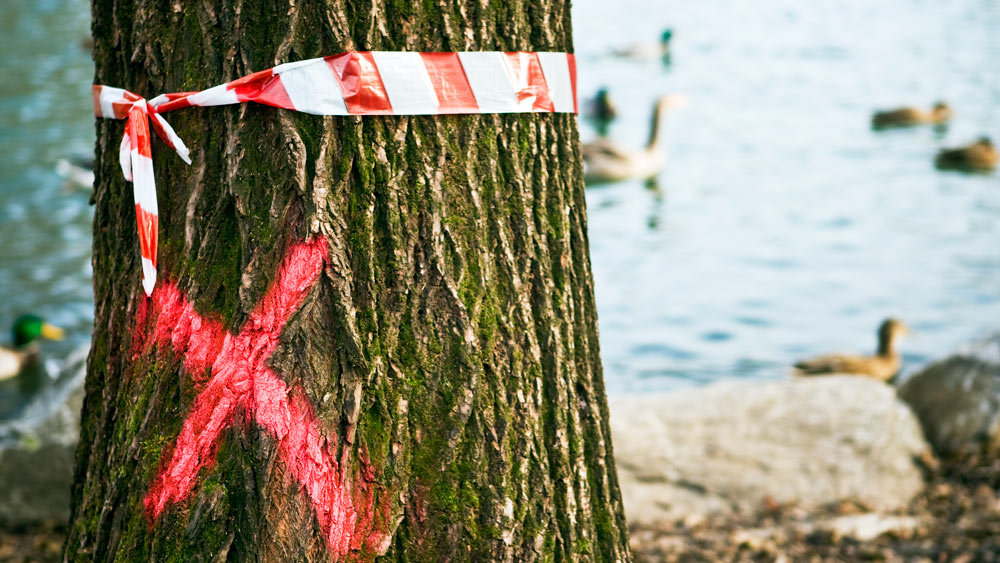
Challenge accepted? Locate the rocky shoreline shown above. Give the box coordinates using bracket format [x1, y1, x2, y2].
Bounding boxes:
[619, 334, 1000, 561]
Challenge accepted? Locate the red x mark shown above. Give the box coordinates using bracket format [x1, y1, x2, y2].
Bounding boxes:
[134, 236, 384, 556]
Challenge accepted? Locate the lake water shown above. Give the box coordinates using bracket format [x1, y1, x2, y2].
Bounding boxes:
[0, 0, 93, 428]
[576, 0, 1000, 391]
[0, 0, 996, 419]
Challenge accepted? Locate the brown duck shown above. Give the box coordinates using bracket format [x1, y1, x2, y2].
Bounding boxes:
[934, 137, 997, 173]
[582, 94, 686, 184]
[871, 102, 952, 129]
[793, 318, 909, 382]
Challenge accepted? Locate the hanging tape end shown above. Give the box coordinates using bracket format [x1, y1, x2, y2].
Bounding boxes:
[141, 258, 156, 297]
[142, 276, 155, 297]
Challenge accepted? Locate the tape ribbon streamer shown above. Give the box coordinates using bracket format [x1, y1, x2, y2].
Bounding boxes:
[94, 51, 579, 296]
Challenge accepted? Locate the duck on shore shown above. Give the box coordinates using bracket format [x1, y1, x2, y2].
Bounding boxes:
[0, 315, 64, 381]
[934, 137, 997, 173]
[582, 94, 686, 184]
[793, 318, 909, 382]
[871, 102, 952, 129]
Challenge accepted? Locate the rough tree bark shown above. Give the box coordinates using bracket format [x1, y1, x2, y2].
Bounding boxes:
[66, 0, 631, 560]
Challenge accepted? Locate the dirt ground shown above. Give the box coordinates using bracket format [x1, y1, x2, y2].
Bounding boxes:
[1, 460, 997, 562]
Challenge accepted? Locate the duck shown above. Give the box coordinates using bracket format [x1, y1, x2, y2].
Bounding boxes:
[584, 88, 618, 123]
[793, 318, 909, 382]
[934, 137, 997, 173]
[0, 315, 64, 381]
[582, 94, 686, 184]
[871, 102, 952, 129]
[56, 156, 95, 190]
[610, 29, 674, 61]
[583, 87, 617, 137]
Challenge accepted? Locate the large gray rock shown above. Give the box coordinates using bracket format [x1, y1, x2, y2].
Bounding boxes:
[610, 376, 930, 525]
[0, 346, 87, 525]
[897, 333, 1000, 460]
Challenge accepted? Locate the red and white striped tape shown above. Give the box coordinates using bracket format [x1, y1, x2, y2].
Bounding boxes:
[94, 51, 578, 295]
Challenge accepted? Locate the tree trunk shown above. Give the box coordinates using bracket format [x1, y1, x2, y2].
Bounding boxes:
[66, 0, 631, 561]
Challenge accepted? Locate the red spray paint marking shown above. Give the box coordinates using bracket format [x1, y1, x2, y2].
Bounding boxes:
[134, 236, 382, 556]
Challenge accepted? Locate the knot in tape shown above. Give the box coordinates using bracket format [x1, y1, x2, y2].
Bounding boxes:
[93, 86, 194, 296]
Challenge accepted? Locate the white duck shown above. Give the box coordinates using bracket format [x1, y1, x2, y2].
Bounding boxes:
[582, 94, 686, 184]
[56, 156, 94, 190]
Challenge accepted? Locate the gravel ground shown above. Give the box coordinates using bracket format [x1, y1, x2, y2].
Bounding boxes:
[631, 458, 1000, 562]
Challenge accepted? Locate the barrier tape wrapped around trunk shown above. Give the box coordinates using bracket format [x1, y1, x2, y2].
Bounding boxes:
[94, 51, 579, 296]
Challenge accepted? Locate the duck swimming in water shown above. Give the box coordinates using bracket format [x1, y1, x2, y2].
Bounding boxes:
[583, 87, 618, 136]
[56, 156, 95, 190]
[584, 88, 618, 123]
[0, 315, 64, 381]
[934, 137, 997, 173]
[610, 29, 674, 61]
[793, 318, 909, 382]
[871, 102, 952, 129]
[582, 94, 686, 184]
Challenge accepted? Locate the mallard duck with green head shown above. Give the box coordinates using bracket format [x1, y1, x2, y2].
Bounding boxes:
[610, 29, 674, 61]
[793, 318, 910, 382]
[584, 88, 618, 123]
[0, 315, 64, 380]
[583, 87, 618, 137]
